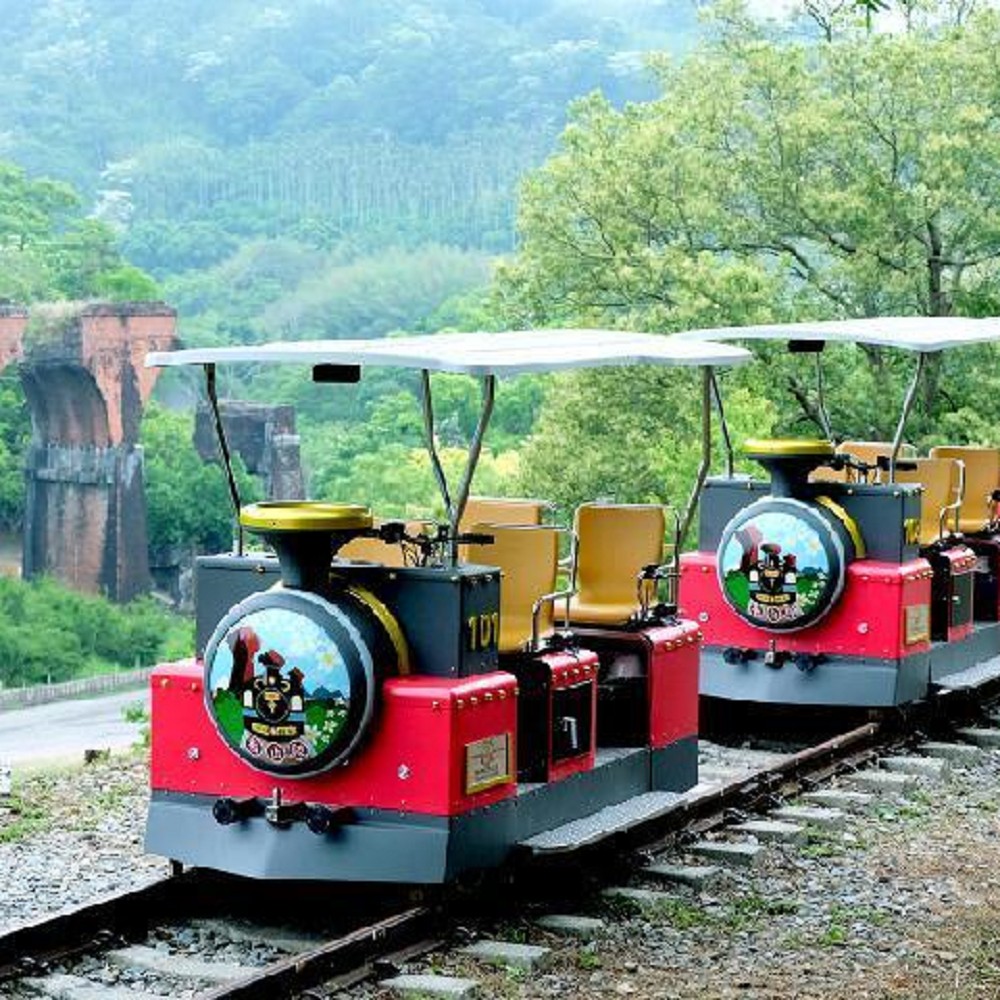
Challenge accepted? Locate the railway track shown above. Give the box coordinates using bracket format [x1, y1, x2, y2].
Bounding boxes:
[2, 686, 998, 1000]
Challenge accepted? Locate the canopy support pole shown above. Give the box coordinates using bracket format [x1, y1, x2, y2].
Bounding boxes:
[204, 363, 244, 556]
[889, 352, 927, 483]
[815, 353, 834, 440]
[450, 375, 497, 563]
[419, 369, 453, 517]
[709, 369, 734, 478]
[679, 366, 713, 548]
[420, 370, 497, 566]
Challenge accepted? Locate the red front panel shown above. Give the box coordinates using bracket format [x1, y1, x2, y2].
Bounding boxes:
[151, 661, 517, 817]
[680, 553, 932, 660]
[645, 621, 701, 747]
[539, 649, 597, 782]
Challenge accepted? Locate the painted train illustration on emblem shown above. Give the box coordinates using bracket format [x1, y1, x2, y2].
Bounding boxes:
[718, 507, 837, 630]
[207, 606, 351, 771]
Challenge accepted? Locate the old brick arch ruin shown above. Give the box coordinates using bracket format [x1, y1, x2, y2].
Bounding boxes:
[0, 302, 303, 603]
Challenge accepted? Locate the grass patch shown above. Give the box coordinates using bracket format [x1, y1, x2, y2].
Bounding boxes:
[122, 701, 148, 724]
[818, 922, 848, 947]
[800, 832, 843, 859]
[816, 903, 889, 947]
[0, 791, 49, 842]
[723, 892, 799, 930]
[653, 897, 712, 929]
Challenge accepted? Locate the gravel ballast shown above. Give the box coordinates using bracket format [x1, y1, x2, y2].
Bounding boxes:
[349, 744, 1000, 1000]
[0, 752, 164, 932]
[2, 743, 999, 1000]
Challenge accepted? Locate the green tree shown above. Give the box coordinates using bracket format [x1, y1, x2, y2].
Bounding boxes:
[0, 159, 159, 302]
[495, 5, 1000, 507]
[0, 374, 30, 531]
[141, 403, 259, 554]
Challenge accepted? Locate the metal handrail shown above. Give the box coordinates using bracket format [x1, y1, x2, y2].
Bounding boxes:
[679, 366, 713, 547]
[529, 526, 577, 650]
[939, 458, 965, 538]
[635, 505, 683, 614]
[889, 352, 927, 483]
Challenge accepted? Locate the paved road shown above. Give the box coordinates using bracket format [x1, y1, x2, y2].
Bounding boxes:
[0, 687, 150, 766]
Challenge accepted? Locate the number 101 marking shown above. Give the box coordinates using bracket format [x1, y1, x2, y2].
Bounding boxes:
[467, 612, 500, 651]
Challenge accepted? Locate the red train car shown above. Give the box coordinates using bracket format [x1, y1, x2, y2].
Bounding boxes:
[143, 330, 748, 882]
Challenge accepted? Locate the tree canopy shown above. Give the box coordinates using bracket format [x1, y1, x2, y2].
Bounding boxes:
[0, 159, 158, 303]
[497, 1, 1000, 507]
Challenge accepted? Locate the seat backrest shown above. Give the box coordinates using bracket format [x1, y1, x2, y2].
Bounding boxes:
[809, 465, 848, 484]
[572, 503, 665, 614]
[886, 458, 961, 546]
[837, 441, 917, 481]
[465, 524, 561, 654]
[337, 519, 432, 567]
[459, 496, 548, 531]
[929, 445, 1000, 533]
[459, 497, 550, 563]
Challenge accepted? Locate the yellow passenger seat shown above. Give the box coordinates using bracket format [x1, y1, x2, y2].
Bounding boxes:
[465, 524, 564, 654]
[459, 496, 549, 531]
[337, 519, 433, 567]
[836, 441, 917, 481]
[885, 458, 963, 546]
[568, 503, 666, 626]
[929, 446, 1000, 533]
[459, 496, 552, 563]
[809, 465, 848, 484]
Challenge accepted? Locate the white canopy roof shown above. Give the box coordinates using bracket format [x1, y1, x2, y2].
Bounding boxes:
[674, 316, 1000, 353]
[146, 328, 751, 376]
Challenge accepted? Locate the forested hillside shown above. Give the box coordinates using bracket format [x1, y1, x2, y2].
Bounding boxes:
[5, 0, 1000, 560]
[0, 0, 704, 544]
[0, 0, 699, 275]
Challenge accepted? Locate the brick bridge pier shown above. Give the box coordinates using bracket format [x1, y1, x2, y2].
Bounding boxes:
[1, 302, 176, 601]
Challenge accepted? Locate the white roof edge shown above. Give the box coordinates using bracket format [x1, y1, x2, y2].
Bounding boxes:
[673, 317, 1000, 353]
[146, 329, 752, 375]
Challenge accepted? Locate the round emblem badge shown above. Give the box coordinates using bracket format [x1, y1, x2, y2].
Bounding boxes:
[717, 498, 848, 632]
[203, 590, 376, 777]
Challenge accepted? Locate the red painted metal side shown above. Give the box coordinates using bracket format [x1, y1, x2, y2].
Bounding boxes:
[538, 648, 598, 782]
[150, 661, 517, 817]
[645, 621, 701, 747]
[680, 552, 933, 659]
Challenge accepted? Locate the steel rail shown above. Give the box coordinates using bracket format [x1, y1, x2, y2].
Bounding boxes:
[0, 872, 195, 980]
[202, 906, 436, 1000]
